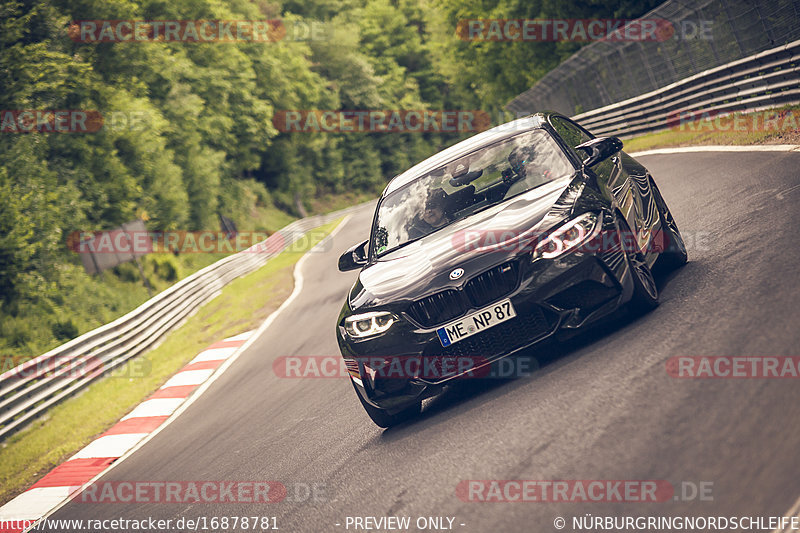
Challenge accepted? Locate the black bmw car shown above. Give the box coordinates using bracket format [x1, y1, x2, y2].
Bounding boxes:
[336, 112, 687, 427]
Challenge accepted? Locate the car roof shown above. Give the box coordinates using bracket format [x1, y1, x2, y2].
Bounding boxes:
[382, 113, 550, 196]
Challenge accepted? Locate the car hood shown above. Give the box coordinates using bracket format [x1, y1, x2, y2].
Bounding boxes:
[350, 173, 584, 309]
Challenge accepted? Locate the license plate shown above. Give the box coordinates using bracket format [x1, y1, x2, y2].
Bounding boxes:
[436, 299, 516, 347]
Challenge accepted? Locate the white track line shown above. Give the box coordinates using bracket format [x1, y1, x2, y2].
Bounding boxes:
[160, 368, 216, 388]
[30, 214, 352, 528]
[190, 347, 239, 363]
[70, 434, 150, 459]
[120, 398, 185, 420]
[629, 144, 800, 157]
[1, 488, 78, 519]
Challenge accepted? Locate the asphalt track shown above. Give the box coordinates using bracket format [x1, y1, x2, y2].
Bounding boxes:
[50, 151, 800, 532]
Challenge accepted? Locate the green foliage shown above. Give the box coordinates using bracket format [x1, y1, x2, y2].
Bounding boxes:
[0, 0, 659, 362]
[428, 0, 663, 109]
[51, 318, 79, 341]
[112, 263, 140, 283]
[150, 256, 180, 282]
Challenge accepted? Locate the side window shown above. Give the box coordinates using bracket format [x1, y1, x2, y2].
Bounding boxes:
[551, 116, 613, 183]
[550, 117, 592, 155]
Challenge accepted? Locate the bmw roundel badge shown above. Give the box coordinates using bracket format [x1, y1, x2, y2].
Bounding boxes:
[449, 268, 465, 280]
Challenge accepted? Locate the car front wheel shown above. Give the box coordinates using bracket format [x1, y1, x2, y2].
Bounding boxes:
[627, 248, 659, 314]
[617, 215, 659, 314]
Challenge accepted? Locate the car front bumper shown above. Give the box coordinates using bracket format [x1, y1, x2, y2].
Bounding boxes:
[338, 213, 640, 412]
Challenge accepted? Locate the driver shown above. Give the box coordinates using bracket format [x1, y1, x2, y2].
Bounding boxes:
[408, 188, 450, 239]
[503, 144, 537, 182]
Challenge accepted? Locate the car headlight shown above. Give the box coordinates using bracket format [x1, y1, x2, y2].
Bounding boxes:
[532, 212, 600, 260]
[344, 312, 396, 338]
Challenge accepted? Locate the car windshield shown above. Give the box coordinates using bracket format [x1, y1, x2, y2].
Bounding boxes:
[373, 129, 574, 257]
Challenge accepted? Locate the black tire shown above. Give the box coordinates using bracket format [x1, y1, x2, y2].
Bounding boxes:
[353, 382, 421, 428]
[650, 179, 688, 271]
[627, 248, 659, 314]
[617, 216, 659, 314]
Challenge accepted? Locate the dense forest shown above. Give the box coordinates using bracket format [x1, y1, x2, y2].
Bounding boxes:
[0, 0, 660, 360]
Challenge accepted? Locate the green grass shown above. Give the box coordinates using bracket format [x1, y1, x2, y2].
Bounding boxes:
[623, 104, 800, 153]
[0, 219, 342, 505]
[0, 253, 227, 368]
[0, 187, 371, 369]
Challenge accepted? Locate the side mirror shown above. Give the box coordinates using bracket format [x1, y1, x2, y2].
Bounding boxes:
[338, 240, 369, 272]
[575, 137, 623, 167]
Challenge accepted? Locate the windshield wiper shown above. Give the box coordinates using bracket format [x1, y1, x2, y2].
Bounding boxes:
[375, 235, 425, 259]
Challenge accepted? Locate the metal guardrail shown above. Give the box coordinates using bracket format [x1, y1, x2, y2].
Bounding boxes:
[0, 205, 367, 441]
[506, 0, 800, 120]
[572, 38, 800, 137]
